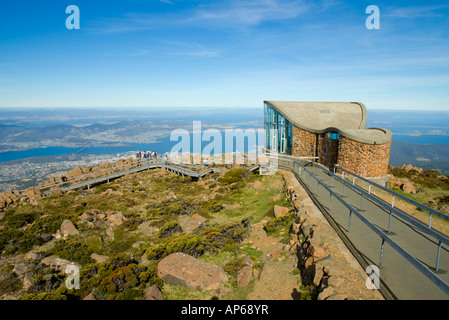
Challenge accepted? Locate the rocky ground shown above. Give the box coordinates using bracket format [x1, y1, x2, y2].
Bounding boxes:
[0, 159, 385, 301]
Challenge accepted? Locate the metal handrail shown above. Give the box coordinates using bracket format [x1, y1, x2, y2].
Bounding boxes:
[310, 162, 449, 271]
[317, 163, 449, 243]
[335, 164, 449, 228]
[268, 155, 449, 296]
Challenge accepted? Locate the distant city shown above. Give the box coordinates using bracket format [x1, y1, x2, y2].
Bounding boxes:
[0, 153, 135, 191]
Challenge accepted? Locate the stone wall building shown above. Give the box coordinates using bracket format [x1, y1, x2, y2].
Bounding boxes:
[264, 101, 392, 180]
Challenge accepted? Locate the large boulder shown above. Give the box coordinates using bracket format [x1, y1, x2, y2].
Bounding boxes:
[401, 181, 416, 194]
[273, 205, 289, 218]
[106, 211, 127, 227]
[22, 187, 43, 201]
[236, 256, 253, 287]
[157, 252, 229, 290]
[67, 167, 83, 178]
[41, 255, 81, 273]
[0, 197, 7, 210]
[60, 219, 80, 237]
[90, 253, 109, 263]
[144, 285, 164, 300]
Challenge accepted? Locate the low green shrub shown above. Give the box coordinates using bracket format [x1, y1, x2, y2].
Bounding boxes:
[0, 269, 23, 295]
[4, 211, 41, 229]
[222, 258, 245, 276]
[0, 228, 43, 255]
[263, 214, 295, 235]
[49, 240, 95, 266]
[158, 222, 183, 238]
[79, 253, 162, 300]
[146, 200, 196, 217]
[19, 292, 68, 300]
[220, 168, 252, 185]
[147, 234, 206, 260]
[146, 218, 251, 261]
[202, 200, 223, 213]
[28, 215, 65, 235]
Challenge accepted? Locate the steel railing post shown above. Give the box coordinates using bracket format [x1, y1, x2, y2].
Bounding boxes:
[360, 193, 364, 211]
[379, 238, 386, 268]
[436, 241, 442, 272]
[348, 209, 352, 232]
[388, 210, 393, 234]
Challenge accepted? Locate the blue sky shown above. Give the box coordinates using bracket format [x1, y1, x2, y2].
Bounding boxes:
[0, 0, 448, 110]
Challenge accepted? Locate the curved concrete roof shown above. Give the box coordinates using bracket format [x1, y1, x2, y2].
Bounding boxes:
[264, 101, 392, 145]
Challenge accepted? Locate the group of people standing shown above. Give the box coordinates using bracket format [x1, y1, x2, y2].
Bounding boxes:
[136, 150, 157, 159]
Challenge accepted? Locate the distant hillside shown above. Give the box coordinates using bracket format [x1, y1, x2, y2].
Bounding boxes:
[389, 141, 449, 174]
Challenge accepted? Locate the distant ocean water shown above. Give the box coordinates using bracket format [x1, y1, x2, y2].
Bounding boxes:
[0, 140, 175, 164]
[367, 109, 449, 145]
[1, 109, 449, 164]
[1, 130, 447, 164]
[0, 132, 264, 163]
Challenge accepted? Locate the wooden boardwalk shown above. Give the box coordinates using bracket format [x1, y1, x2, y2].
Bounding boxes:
[42, 159, 260, 195]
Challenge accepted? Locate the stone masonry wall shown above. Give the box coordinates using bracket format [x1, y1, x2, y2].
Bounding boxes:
[317, 133, 339, 171]
[292, 127, 317, 158]
[291, 126, 390, 178]
[337, 137, 391, 178]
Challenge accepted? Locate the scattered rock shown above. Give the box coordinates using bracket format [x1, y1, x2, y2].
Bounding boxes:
[90, 253, 109, 263]
[157, 252, 229, 290]
[308, 238, 328, 260]
[179, 213, 206, 234]
[106, 227, 114, 241]
[79, 209, 98, 221]
[271, 250, 281, 258]
[51, 189, 64, 196]
[236, 265, 253, 287]
[67, 167, 83, 178]
[273, 205, 289, 218]
[22, 187, 43, 202]
[107, 211, 127, 227]
[144, 285, 164, 300]
[41, 255, 81, 273]
[83, 292, 97, 300]
[0, 198, 7, 210]
[60, 219, 80, 237]
[100, 189, 124, 196]
[401, 181, 416, 194]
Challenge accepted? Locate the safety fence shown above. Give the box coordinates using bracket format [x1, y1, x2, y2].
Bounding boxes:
[268, 153, 449, 300]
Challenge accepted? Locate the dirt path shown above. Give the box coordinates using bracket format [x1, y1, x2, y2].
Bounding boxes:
[245, 220, 301, 300]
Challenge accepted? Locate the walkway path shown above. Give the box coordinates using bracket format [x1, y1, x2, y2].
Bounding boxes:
[292, 161, 449, 299]
[245, 220, 300, 300]
[43, 159, 260, 194]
